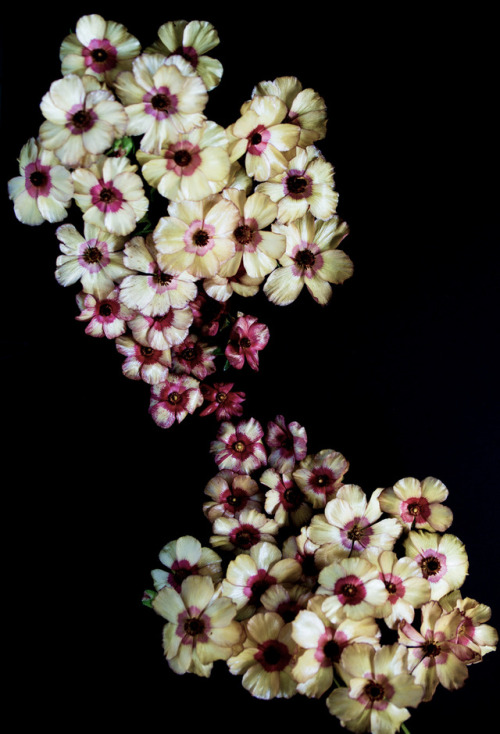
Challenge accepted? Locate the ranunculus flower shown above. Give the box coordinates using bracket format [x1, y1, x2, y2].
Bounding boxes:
[225, 313, 270, 371]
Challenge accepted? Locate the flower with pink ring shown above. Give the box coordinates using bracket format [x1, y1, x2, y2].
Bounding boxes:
[149, 373, 203, 428]
[318, 557, 388, 622]
[264, 213, 353, 306]
[308, 485, 402, 566]
[265, 414, 307, 474]
[440, 592, 498, 659]
[147, 19, 223, 91]
[366, 549, 431, 629]
[257, 145, 338, 224]
[225, 313, 270, 371]
[116, 334, 171, 384]
[203, 470, 263, 523]
[172, 333, 217, 380]
[150, 535, 223, 593]
[398, 600, 476, 701]
[55, 221, 131, 298]
[210, 508, 279, 554]
[114, 54, 208, 153]
[154, 195, 239, 279]
[73, 155, 149, 236]
[128, 306, 193, 350]
[327, 643, 424, 734]
[152, 575, 242, 676]
[291, 594, 380, 699]
[293, 448, 349, 509]
[8, 138, 73, 226]
[261, 468, 313, 528]
[379, 476, 453, 532]
[75, 286, 135, 338]
[404, 530, 468, 601]
[137, 121, 230, 202]
[60, 14, 141, 82]
[39, 74, 128, 168]
[227, 612, 298, 699]
[119, 236, 198, 316]
[199, 383, 246, 421]
[228, 95, 300, 181]
[222, 541, 302, 617]
[210, 417, 267, 474]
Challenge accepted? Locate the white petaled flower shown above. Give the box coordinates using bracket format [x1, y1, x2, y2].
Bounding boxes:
[75, 286, 135, 338]
[221, 541, 301, 618]
[203, 470, 264, 523]
[228, 95, 300, 182]
[318, 557, 388, 623]
[118, 236, 198, 316]
[151, 535, 223, 593]
[203, 268, 264, 302]
[257, 146, 338, 224]
[291, 595, 381, 698]
[260, 584, 314, 624]
[147, 19, 223, 91]
[72, 156, 148, 236]
[219, 189, 286, 279]
[137, 121, 230, 202]
[378, 476, 454, 532]
[152, 575, 242, 677]
[115, 333, 171, 384]
[154, 196, 239, 279]
[114, 53, 208, 153]
[404, 531, 469, 601]
[60, 14, 141, 83]
[293, 447, 349, 509]
[327, 643, 424, 734]
[128, 306, 193, 350]
[55, 221, 130, 298]
[8, 138, 73, 225]
[264, 213, 353, 306]
[252, 76, 327, 147]
[440, 592, 498, 659]
[227, 612, 298, 699]
[367, 549, 432, 629]
[39, 74, 128, 168]
[210, 509, 279, 554]
[308, 485, 402, 567]
[261, 468, 313, 528]
[149, 373, 203, 429]
[172, 333, 217, 380]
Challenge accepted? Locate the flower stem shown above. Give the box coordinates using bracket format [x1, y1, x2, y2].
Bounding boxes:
[401, 724, 411, 734]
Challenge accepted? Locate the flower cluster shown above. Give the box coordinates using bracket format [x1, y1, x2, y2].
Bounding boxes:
[8, 14, 353, 431]
[145, 414, 497, 734]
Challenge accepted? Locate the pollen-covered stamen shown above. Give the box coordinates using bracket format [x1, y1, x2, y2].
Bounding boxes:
[234, 224, 253, 245]
[168, 391, 181, 405]
[408, 503, 421, 515]
[99, 188, 116, 203]
[99, 303, 113, 316]
[422, 640, 441, 657]
[193, 230, 210, 247]
[385, 581, 397, 594]
[420, 556, 441, 578]
[342, 583, 357, 597]
[174, 149, 192, 167]
[347, 525, 364, 542]
[365, 681, 385, 701]
[83, 246, 103, 264]
[233, 440, 246, 453]
[29, 171, 47, 187]
[151, 94, 172, 111]
[91, 48, 108, 62]
[316, 474, 328, 486]
[183, 617, 205, 637]
[154, 271, 173, 286]
[287, 175, 308, 194]
[216, 392, 227, 403]
[141, 346, 154, 357]
[295, 249, 316, 269]
[181, 347, 196, 361]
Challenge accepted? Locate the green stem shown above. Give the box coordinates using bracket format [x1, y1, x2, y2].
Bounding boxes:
[401, 724, 411, 734]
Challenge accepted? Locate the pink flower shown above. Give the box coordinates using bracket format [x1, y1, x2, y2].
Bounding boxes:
[75, 287, 135, 338]
[115, 334, 171, 384]
[203, 470, 264, 522]
[265, 415, 308, 473]
[172, 333, 217, 380]
[293, 448, 349, 509]
[225, 313, 270, 371]
[199, 382, 246, 420]
[149, 374, 203, 428]
[190, 290, 229, 336]
[210, 417, 267, 474]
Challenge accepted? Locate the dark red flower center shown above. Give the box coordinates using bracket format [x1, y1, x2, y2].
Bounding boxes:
[287, 175, 308, 194]
[154, 271, 173, 286]
[29, 171, 47, 187]
[421, 556, 441, 577]
[168, 391, 181, 404]
[72, 109, 93, 129]
[83, 246, 102, 264]
[151, 93, 172, 111]
[193, 229, 210, 247]
[233, 440, 246, 453]
[91, 48, 108, 62]
[184, 617, 205, 637]
[323, 639, 341, 663]
[250, 132, 262, 145]
[99, 303, 113, 316]
[256, 640, 291, 671]
[240, 337, 252, 348]
[365, 681, 385, 701]
[174, 149, 192, 167]
[295, 249, 316, 269]
[99, 187, 117, 203]
[216, 391, 227, 403]
[182, 347, 196, 361]
[234, 224, 253, 245]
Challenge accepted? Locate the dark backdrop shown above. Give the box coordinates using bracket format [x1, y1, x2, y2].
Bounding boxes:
[2, 3, 498, 731]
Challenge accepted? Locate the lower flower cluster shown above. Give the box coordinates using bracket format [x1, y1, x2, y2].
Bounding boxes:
[144, 415, 497, 734]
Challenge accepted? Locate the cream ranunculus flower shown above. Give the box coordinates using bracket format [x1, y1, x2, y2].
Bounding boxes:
[404, 530, 469, 601]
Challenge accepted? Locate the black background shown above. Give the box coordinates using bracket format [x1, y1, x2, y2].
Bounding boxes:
[2, 3, 498, 731]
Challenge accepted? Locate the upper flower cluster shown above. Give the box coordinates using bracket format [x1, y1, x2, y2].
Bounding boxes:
[8, 14, 354, 430]
[145, 413, 497, 733]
